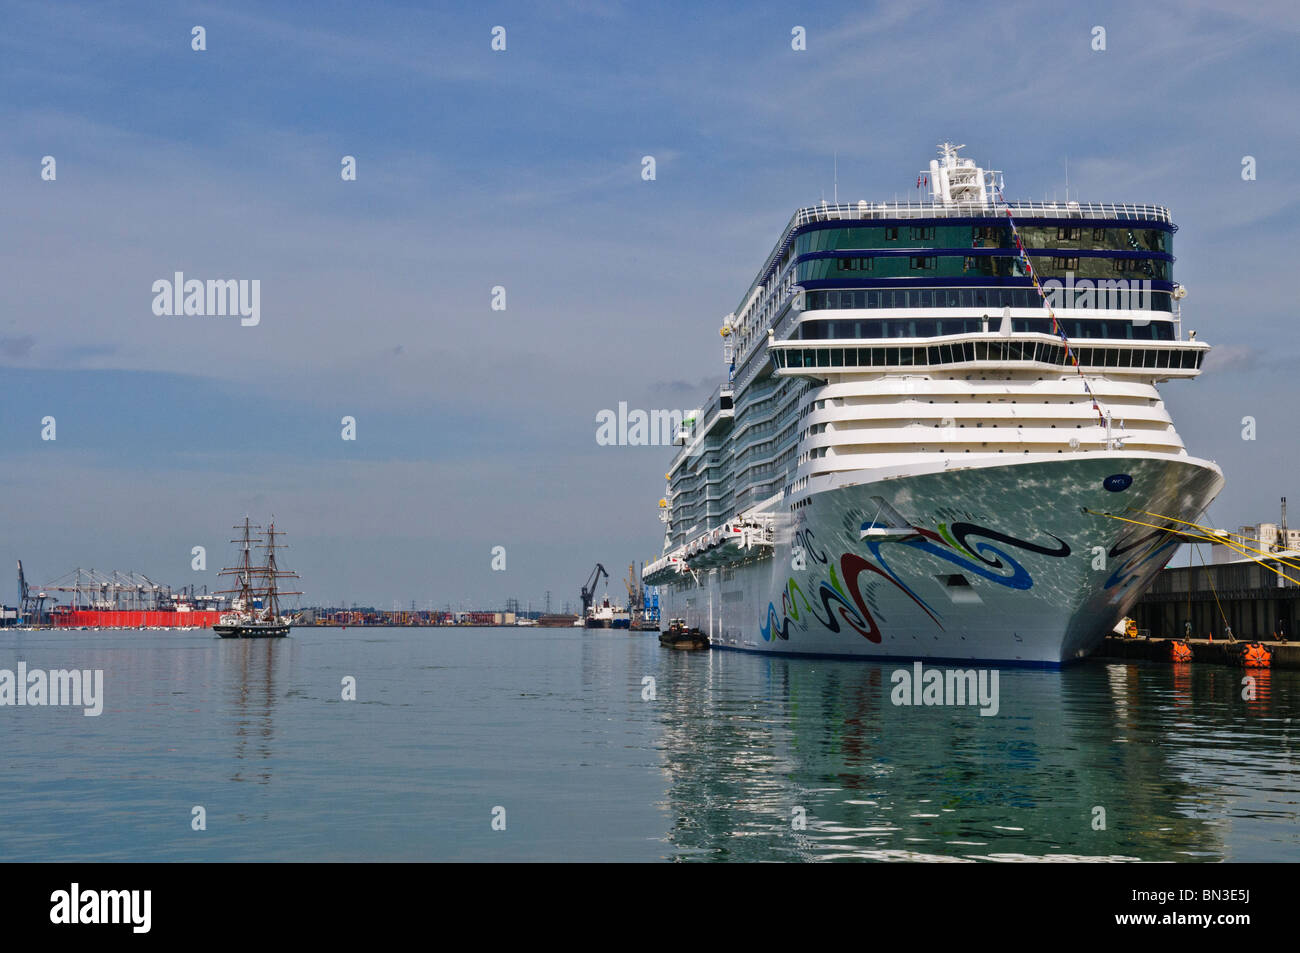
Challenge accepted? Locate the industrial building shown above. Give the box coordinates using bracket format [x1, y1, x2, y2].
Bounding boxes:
[1137, 547, 1299, 642]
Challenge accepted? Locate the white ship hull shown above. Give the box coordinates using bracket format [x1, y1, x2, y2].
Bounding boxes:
[661, 453, 1222, 665]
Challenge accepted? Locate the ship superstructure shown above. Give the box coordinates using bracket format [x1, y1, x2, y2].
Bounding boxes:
[643, 145, 1223, 664]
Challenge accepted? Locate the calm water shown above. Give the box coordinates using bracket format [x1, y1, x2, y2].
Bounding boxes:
[0, 626, 1296, 862]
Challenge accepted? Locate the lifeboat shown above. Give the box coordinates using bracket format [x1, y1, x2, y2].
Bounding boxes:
[642, 556, 684, 586]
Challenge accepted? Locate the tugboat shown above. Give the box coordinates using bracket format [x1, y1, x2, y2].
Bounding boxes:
[213, 518, 301, 639]
[658, 618, 709, 651]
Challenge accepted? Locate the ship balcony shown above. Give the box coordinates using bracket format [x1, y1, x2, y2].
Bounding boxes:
[791, 417, 1189, 477]
[798, 420, 1185, 454]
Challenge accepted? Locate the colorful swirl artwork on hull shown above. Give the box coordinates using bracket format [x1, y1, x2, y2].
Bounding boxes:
[759, 512, 1185, 647]
[759, 516, 1183, 644]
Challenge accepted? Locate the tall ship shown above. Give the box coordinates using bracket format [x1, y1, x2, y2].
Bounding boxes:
[214, 518, 301, 639]
[642, 145, 1224, 665]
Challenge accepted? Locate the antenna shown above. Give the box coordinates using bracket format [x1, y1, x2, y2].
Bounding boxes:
[1065, 155, 1069, 203]
[1281, 496, 1288, 552]
[833, 151, 838, 204]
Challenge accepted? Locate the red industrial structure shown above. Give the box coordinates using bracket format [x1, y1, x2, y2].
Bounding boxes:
[51, 607, 223, 628]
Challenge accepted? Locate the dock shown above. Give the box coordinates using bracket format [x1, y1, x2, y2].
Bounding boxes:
[1131, 557, 1300, 643]
[1095, 635, 1298, 669]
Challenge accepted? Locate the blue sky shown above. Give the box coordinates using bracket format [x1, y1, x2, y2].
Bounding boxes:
[2, 0, 1297, 608]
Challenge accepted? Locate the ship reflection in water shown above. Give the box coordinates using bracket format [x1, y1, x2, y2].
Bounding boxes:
[650, 651, 1296, 862]
[0, 627, 1294, 861]
[222, 637, 294, 785]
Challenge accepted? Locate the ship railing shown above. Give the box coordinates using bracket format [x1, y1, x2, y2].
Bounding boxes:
[767, 332, 1208, 377]
[790, 200, 1172, 226]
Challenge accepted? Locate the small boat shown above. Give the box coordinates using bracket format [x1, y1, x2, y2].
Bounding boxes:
[659, 619, 709, 650]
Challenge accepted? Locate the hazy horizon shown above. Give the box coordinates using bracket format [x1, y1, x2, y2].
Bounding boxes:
[3, 1, 1297, 609]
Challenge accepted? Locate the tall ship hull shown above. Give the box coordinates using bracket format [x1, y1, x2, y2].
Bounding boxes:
[214, 620, 291, 639]
[643, 144, 1223, 666]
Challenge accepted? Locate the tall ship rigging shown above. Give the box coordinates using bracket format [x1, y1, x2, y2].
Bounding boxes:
[214, 518, 302, 639]
[642, 144, 1223, 664]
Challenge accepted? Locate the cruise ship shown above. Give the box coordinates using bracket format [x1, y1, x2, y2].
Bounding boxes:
[642, 145, 1224, 665]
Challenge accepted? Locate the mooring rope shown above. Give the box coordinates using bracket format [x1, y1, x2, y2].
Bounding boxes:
[1083, 507, 1300, 587]
[1130, 507, 1300, 576]
[1194, 540, 1234, 641]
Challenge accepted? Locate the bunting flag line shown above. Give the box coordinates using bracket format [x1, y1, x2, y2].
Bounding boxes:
[994, 187, 1107, 427]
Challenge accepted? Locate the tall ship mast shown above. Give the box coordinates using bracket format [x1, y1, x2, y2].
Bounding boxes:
[214, 517, 302, 639]
[642, 144, 1224, 664]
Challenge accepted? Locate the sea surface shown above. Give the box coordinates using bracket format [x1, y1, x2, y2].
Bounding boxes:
[0, 626, 1296, 862]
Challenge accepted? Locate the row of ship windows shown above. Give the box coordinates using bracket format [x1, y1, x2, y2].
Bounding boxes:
[803, 287, 1173, 313]
[774, 342, 1205, 371]
[800, 255, 1169, 281]
[797, 317, 1177, 341]
[827, 255, 1164, 272]
[796, 225, 1170, 254]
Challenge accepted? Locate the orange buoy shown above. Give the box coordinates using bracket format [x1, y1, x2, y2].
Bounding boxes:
[1239, 642, 1272, 667]
[1170, 640, 1193, 663]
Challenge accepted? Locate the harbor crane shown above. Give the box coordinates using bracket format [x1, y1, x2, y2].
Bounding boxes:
[580, 563, 609, 617]
[17, 561, 46, 624]
[625, 563, 638, 607]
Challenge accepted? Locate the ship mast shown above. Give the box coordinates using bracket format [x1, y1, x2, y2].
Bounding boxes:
[217, 517, 263, 610]
[258, 520, 301, 620]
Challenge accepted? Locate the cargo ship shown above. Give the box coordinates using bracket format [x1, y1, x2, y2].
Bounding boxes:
[52, 606, 223, 628]
[25, 562, 230, 628]
[584, 596, 631, 629]
[642, 144, 1223, 665]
